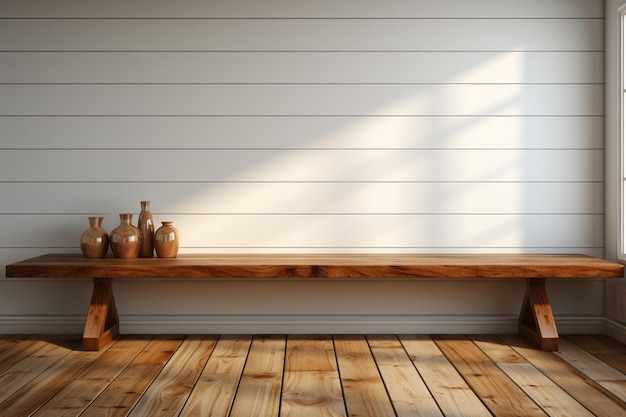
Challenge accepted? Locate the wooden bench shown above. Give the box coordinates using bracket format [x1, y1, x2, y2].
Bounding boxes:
[5, 253, 624, 351]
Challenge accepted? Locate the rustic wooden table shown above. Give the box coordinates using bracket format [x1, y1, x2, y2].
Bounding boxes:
[6, 253, 624, 351]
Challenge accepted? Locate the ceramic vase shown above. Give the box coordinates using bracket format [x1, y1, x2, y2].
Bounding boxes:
[80, 216, 109, 258]
[138, 201, 155, 257]
[155, 221, 179, 258]
[110, 213, 142, 259]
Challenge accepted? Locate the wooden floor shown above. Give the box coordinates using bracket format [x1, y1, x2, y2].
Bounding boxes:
[0, 334, 624, 417]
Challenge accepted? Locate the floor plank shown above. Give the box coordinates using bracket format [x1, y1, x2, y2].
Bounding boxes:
[0, 334, 624, 417]
[368, 335, 443, 417]
[501, 334, 626, 417]
[281, 335, 346, 417]
[229, 335, 286, 417]
[554, 337, 626, 403]
[0, 339, 67, 403]
[0, 336, 48, 375]
[433, 335, 548, 417]
[400, 334, 492, 417]
[472, 335, 596, 417]
[180, 335, 252, 417]
[79, 335, 185, 417]
[564, 334, 626, 374]
[32, 336, 151, 417]
[128, 335, 219, 417]
[335, 335, 397, 417]
[0, 336, 99, 417]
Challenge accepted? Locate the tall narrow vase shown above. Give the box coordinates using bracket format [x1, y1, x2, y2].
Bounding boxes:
[138, 201, 155, 257]
[80, 216, 109, 258]
[155, 221, 179, 258]
[110, 213, 142, 259]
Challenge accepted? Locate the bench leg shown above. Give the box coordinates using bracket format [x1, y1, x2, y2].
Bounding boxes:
[518, 278, 559, 351]
[83, 278, 120, 351]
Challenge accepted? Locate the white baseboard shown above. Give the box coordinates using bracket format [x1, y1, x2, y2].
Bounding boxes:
[0, 313, 520, 334]
[1, 315, 625, 342]
[602, 318, 626, 344]
[0, 315, 86, 334]
[116, 314, 522, 335]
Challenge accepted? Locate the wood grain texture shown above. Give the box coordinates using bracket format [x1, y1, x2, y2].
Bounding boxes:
[367, 335, 443, 417]
[0, 334, 624, 417]
[0, 339, 79, 404]
[433, 335, 548, 417]
[399, 334, 492, 417]
[497, 363, 597, 417]
[82, 278, 119, 351]
[32, 336, 150, 417]
[334, 335, 397, 417]
[0, 336, 99, 417]
[228, 335, 286, 417]
[519, 278, 559, 351]
[6, 253, 624, 279]
[180, 335, 252, 417]
[471, 336, 596, 417]
[79, 336, 184, 417]
[0, 337, 50, 376]
[564, 335, 626, 374]
[554, 338, 626, 403]
[9, 253, 621, 352]
[501, 334, 626, 417]
[128, 335, 218, 417]
[281, 335, 345, 417]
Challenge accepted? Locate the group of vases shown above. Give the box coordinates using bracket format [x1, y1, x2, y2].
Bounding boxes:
[80, 201, 179, 259]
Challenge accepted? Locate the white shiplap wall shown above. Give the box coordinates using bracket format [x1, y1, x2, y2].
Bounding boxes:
[0, 0, 607, 334]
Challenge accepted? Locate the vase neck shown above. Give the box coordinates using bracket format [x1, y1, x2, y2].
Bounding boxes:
[88, 216, 103, 228]
[119, 213, 133, 224]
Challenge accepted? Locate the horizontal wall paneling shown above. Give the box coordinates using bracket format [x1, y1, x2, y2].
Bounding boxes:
[0, 0, 604, 19]
[0, 149, 604, 182]
[0, 85, 604, 116]
[0, 19, 603, 52]
[0, 51, 604, 84]
[0, 116, 604, 150]
[0, 182, 604, 215]
[0, 214, 605, 249]
[0, 0, 608, 333]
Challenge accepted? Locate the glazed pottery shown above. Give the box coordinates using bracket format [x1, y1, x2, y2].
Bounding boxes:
[80, 216, 109, 258]
[155, 221, 179, 258]
[110, 213, 142, 259]
[138, 201, 155, 257]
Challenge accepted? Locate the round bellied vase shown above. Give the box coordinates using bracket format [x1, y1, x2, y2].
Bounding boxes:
[110, 213, 142, 259]
[154, 221, 179, 258]
[138, 201, 155, 257]
[80, 216, 109, 258]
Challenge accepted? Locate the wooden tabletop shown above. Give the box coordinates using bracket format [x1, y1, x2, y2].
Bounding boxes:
[5, 253, 624, 279]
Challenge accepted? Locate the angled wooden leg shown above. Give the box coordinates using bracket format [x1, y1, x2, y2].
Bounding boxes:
[518, 278, 559, 351]
[83, 278, 120, 351]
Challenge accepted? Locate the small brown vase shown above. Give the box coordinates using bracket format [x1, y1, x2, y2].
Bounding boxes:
[138, 201, 155, 257]
[110, 213, 142, 259]
[80, 216, 109, 258]
[155, 221, 179, 258]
